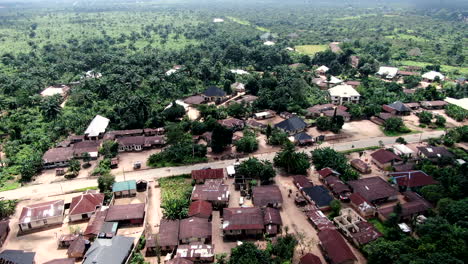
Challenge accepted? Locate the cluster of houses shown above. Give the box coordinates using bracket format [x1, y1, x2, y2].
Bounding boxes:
[146, 168, 284, 263]
[42, 114, 166, 169]
[0, 180, 148, 264]
[371, 100, 448, 126]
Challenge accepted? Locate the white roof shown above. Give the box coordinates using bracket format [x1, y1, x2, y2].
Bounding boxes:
[377, 66, 399, 79]
[85, 115, 110, 137]
[213, 18, 224, 23]
[393, 144, 414, 155]
[422, 71, 445, 81]
[264, 41, 275, 46]
[254, 111, 272, 118]
[227, 165, 235, 175]
[316, 65, 329, 73]
[84, 70, 102, 79]
[444, 97, 468, 110]
[327, 76, 343, 84]
[41, 87, 65, 97]
[164, 100, 189, 111]
[230, 69, 249, 75]
[285, 47, 294, 51]
[328, 84, 360, 97]
[165, 69, 178, 76]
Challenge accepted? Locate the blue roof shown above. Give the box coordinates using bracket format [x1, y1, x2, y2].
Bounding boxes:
[302, 186, 334, 207]
[112, 180, 136, 192]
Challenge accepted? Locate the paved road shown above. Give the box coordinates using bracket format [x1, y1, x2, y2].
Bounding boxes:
[1, 131, 444, 200]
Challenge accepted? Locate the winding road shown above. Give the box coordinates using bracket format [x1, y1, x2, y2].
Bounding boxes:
[2, 130, 444, 200]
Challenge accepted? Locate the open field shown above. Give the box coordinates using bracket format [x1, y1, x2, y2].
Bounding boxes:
[396, 60, 468, 75]
[295, 45, 328, 55]
[385, 34, 427, 42]
[227, 16, 269, 32]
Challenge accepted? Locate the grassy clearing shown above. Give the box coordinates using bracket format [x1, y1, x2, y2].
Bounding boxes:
[72, 186, 98, 193]
[340, 146, 380, 155]
[159, 174, 193, 202]
[295, 45, 328, 55]
[397, 60, 468, 75]
[227, 16, 269, 32]
[381, 127, 420, 137]
[0, 181, 20, 192]
[335, 14, 376, 21]
[385, 34, 426, 42]
[369, 218, 389, 236]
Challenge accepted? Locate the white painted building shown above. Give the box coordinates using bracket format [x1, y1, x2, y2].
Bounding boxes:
[328, 84, 360, 105]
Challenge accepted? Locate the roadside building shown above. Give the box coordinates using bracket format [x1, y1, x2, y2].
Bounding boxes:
[217, 118, 245, 131]
[349, 193, 376, 218]
[0, 250, 36, 264]
[377, 66, 399, 79]
[322, 109, 351, 122]
[112, 180, 137, 198]
[179, 217, 212, 244]
[293, 132, 314, 145]
[72, 140, 100, 159]
[42, 147, 74, 169]
[116, 136, 145, 152]
[306, 209, 335, 231]
[389, 170, 437, 191]
[191, 168, 226, 184]
[0, 220, 10, 247]
[252, 185, 283, 208]
[69, 192, 105, 222]
[393, 144, 415, 158]
[348, 177, 398, 204]
[223, 207, 264, 237]
[317, 167, 340, 180]
[263, 207, 282, 236]
[275, 116, 308, 135]
[84, 208, 108, 239]
[84, 115, 110, 140]
[318, 228, 357, 264]
[328, 85, 360, 105]
[175, 244, 214, 263]
[188, 200, 213, 219]
[158, 220, 180, 252]
[350, 159, 371, 174]
[299, 253, 322, 264]
[301, 186, 334, 211]
[333, 208, 382, 246]
[105, 203, 145, 225]
[18, 200, 65, 232]
[370, 149, 403, 169]
[82, 236, 134, 264]
[144, 135, 166, 148]
[324, 176, 351, 197]
[419, 100, 447, 110]
[191, 179, 230, 209]
[105, 129, 144, 139]
[254, 110, 276, 120]
[202, 86, 227, 102]
[378, 192, 432, 222]
[417, 146, 453, 161]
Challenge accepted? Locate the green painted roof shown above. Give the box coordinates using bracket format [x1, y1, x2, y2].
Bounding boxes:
[112, 180, 136, 192]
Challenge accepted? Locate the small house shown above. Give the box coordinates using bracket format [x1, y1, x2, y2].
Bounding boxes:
[0, 250, 35, 264]
[328, 85, 360, 105]
[317, 167, 340, 180]
[318, 228, 357, 264]
[376, 66, 398, 79]
[179, 217, 212, 244]
[252, 185, 283, 208]
[348, 177, 398, 204]
[69, 192, 105, 222]
[293, 132, 314, 145]
[370, 149, 402, 169]
[42, 147, 74, 169]
[349, 193, 376, 218]
[175, 244, 214, 263]
[422, 71, 445, 82]
[420, 100, 447, 110]
[112, 180, 137, 198]
[263, 207, 282, 236]
[67, 236, 89, 259]
[383, 101, 411, 115]
[105, 203, 145, 225]
[306, 209, 335, 231]
[116, 136, 145, 152]
[84, 115, 110, 140]
[389, 170, 438, 191]
[191, 168, 226, 184]
[301, 186, 334, 211]
[83, 208, 108, 239]
[417, 146, 453, 161]
[217, 118, 245, 131]
[158, 220, 180, 252]
[292, 175, 314, 189]
[18, 200, 65, 232]
[275, 116, 307, 135]
[72, 141, 100, 159]
[223, 207, 264, 237]
[188, 200, 213, 219]
[350, 159, 371, 174]
[202, 86, 227, 102]
[378, 192, 432, 222]
[254, 110, 276, 120]
[316, 65, 329, 75]
[82, 236, 134, 264]
[393, 144, 415, 158]
[299, 253, 323, 264]
[231, 82, 245, 93]
[191, 179, 229, 209]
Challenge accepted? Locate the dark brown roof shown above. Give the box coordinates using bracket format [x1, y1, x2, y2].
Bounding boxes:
[263, 207, 282, 225]
[223, 207, 264, 231]
[188, 200, 213, 219]
[191, 168, 225, 181]
[144, 136, 165, 146]
[191, 180, 229, 203]
[345, 80, 361, 87]
[371, 149, 402, 164]
[253, 185, 283, 207]
[299, 253, 322, 264]
[19, 200, 64, 224]
[349, 193, 371, 207]
[317, 168, 340, 178]
[107, 129, 144, 137]
[404, 102, 420, 108]
[379, 193, 432, 219]
[324, 176, 340, 186]
[67, 236, 87, 257]
[348, 177, 398, 203]
[330, 182, 351, 194]
[350, 159, 370, 172]
[420, 100, 448, 107]
[167, 258, 194, 264]
[42, 147, 74, 163]
[393, 163, 416, 172]
[378, 112, 395, 121]
[417, 146, 453, 159]
[351, 221, 382, 245]
[292, 175, 314, 189]
[72, 140, 100, 155]
[69, 193, 104, 216]
[306, 209, 335, 231]
[179, 217, 212, 241]
[318, 228, 356, 264]
[389, 171, 438, 188]
[158, 220, 180, 247]
[43, 258, 76, 264]
[105, 203, 145, 222]
[145, 234, 157, 248]
[117, 135, 146, 146]
[84, 208, 108, 236]
[246, 119, 266, 129]
[323, 109, 350, 118]
[0, 220, 9, 238]
[397, 70, 419, 76]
